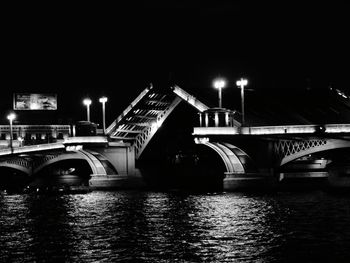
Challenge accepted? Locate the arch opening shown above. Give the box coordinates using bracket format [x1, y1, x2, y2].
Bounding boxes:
[30, 159, 92, 189]
[0, 167, 29, 193]
[138, 142, 227, 191]
[279, 139, 350, 166]
[193, 143, 227, 179]
[165, 143, 227, 191]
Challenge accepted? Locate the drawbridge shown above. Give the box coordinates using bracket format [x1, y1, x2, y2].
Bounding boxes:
[106, 84, 209, 159]
[0, 85, 210, 160]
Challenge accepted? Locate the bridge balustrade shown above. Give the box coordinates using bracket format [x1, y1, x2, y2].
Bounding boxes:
[0, 125, 71, 149]
[199, 108, 238, 128]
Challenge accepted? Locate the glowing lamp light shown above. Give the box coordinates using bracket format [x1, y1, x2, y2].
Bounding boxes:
[194, 137, 210, 144]
[83, 98, 92, 106]
[236, 78, 249, 126]
[213, 78, 226, 90]
[213, 78, 226, 108]
[99, 96, 108, 134]
[83, 98, 92, 122]
[18, 137, 23, 147]
[7, 113, 16, 153]
[7, 113, 16, 121]
[99, 97, 108, 103]
[236, 78, 248, 87]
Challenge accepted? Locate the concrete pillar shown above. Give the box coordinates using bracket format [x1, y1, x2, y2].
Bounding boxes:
[223, 172, 278, 191]
[205, 113, 209, 127]
[225, 112, 230, 127]
[127, 146, 136, 176]
[328, 165, 350, 189]
[215, 112, 219, 127]
[89, 145, 146, 190]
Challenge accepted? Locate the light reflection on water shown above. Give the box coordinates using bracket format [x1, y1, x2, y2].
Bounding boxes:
[1, 191, 350, 262]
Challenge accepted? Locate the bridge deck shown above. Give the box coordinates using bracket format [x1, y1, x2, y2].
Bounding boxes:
[0, 136, 110, 156]
[193, 124, 350, 136]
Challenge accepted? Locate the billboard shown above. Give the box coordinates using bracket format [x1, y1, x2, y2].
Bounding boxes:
[13, 93, 57, 110]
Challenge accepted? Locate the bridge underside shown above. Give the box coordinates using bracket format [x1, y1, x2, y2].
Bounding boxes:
[0, 149, 121, 190]
[193, 133, 350, 180]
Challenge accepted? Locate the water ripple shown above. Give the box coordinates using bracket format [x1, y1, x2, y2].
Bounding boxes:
[1, 191, 350, 262]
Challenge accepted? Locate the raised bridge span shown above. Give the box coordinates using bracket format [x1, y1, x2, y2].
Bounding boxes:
[1, 84, 350, 191]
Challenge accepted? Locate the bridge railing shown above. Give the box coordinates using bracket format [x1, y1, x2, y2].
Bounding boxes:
[0, 142, 65, 156]
[0, 136, 110, 157]
[0, 124, 71, 148]
[193, 124, 350, 136]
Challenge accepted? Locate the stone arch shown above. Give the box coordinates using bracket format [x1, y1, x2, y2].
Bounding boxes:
[82, 150, 118, 175]
[0, 163, 31, 175]
[198, 141, 247, 173]
[77, 150, 108, 175]
[220, 142, 258, 172]
[33, 150, 107, 175]
[280, 138, 350, 166]
[0, 157, 32, 175]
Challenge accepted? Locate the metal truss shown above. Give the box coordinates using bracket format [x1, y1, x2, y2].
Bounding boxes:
[134, 97, 182, 159]
[108, 86, 183, 159]
[108, 85, 209, 160]
[274, 138, 328, 161]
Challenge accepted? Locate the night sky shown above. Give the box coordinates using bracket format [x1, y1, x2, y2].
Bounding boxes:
[2, 2, 349, 125]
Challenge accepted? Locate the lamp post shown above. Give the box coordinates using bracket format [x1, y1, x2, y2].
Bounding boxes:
[99, 96, 108, 134]
[83, 98, 92, 122]
[236, 78, 248, 126]
[7, 113, 16, 153]
[213, 78, 226, 108]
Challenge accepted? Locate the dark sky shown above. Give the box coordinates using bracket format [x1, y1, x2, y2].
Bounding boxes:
[2, 2, 349, 124]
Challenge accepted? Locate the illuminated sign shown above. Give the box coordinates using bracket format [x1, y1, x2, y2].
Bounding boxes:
[66, 145, 83, 151]
[13, 93, 57, 110]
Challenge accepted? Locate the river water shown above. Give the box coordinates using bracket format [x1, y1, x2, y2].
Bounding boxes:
[1, 190, 350, 262]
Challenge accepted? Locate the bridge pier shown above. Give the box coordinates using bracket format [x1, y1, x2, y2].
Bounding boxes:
[88, 142, 147, 190]
[223, 170, 278, 191]
[89, 174, 146, 190]
[328, 164, 350, 190]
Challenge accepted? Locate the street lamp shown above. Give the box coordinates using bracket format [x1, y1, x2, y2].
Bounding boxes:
[7, 113, 16, 153]
[99, 96, 108, 134]
[213, 78, 226, 108]
[236, 78, 248, 126]
[83, 98, 92, 122]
